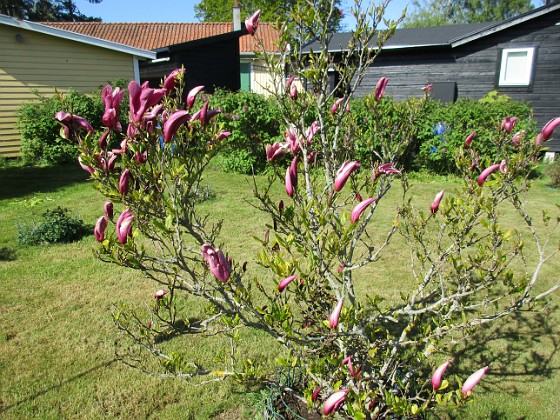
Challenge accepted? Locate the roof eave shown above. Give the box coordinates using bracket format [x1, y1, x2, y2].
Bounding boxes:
[0, 14, 156, 59]
[450, 3, 560, 47]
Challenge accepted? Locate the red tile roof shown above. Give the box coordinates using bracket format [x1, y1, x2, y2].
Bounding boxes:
[40, 21, 281, 53]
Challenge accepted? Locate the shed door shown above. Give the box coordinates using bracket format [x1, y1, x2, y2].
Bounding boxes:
[240, 62, 251, 91]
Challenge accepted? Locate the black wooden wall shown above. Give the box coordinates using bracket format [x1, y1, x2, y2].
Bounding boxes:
[356, 9, 560, 137]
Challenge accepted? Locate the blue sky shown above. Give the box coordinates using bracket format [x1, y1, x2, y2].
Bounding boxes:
[74, 0, 543, 28]
[73, 0, 410, 28]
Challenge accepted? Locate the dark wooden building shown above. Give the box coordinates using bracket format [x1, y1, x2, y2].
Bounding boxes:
[140, 28, 249, 93]
[306, 2, 560, 151]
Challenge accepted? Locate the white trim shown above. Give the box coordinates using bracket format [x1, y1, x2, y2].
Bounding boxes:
[0, 14, 156, 59]
[133, 56, 141, 83]
[498, 47, 535, 86]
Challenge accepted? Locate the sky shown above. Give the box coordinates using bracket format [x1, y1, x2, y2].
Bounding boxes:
[73, 0, 411, 29]
[74, 0, 544, 28]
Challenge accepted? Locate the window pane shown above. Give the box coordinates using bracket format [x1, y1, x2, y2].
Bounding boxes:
[504, 51, 528, 82]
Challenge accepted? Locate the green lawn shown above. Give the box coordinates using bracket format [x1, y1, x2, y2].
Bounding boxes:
[1, 163, 560, 419]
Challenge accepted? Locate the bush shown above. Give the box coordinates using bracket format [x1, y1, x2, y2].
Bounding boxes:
[17, 207, 90, 245]
[545, 159, 560, 187]
[18, 79, 130, 165]
[413, 91, 537, 173]
[211, 89, 282, 173]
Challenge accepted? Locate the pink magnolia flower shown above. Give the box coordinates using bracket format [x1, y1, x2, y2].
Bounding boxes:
[535, 133, 544, 146]
[186, 85, 204, 109]
[154, 289, 167, 299]
[98, 129, 110, 149]
[103, 201, 114, 220]
[350, 197, 377, 223]
[312, 387, 322, 402]
[464, 131, 476, 148]
[128, 81, 165, 123]
[423, 83, 433, 92]
[478, 163, 501, 186]
[163, 68, 184, 93]
[430, 190, 444, 214]
[119, 169, 131, 196]
[378, 162, 400, 174]
[512, 130, 524, 147]
[432, 360, 452, 391]
[334, 161, 361, 192]
[323, 389, 348, 415]
[342, 356, 361, 379]
[471, 157, 479, 171]
[284, 126, 300, 154]
[143, 103, 164, 122]
[163, 110, 190, 143]
[116, 209, 135, 244]
[541, 117, 560, 141]
[306, 121, 320, 144]
[286, 75, 295, 92]
[94, 216, 108, 242]
[499, 159, 507, 173]
[329, 298, 343, 329]
[462, 366, 488, 396]
[101, 85, 124, 131]
[78, 155, 95, 175]
[135, 151, 147, 164]
[266, 142, 289, 162]
[501, 116, 518, 134]
[285, 156, 298, 197]
[201, 244, 231, 282]
[290, 83, 298, 100]
[55, 111, 94, 138]
[375, 77, 389, 101]
[245, 9, 260, 35]
[331, 97, 345, 114]
[198, 101, 221, 126]
[218, 131, 232, 141]
[278, 275, 297, 292]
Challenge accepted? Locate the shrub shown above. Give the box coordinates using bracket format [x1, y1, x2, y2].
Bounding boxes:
[211, 89, 282, 173]
[17, 207, 89, 245]
[544, 159, 560, 187]
[18, 80, 129, 165]
[414, 92, 537, 173]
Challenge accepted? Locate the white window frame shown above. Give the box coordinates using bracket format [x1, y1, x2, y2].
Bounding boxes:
[498, 47, 535, 87]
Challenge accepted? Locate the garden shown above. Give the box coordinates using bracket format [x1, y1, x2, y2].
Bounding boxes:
[2, 2, 560, 418]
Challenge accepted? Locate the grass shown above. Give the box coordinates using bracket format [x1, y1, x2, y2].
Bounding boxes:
[1, 163, 560, 418]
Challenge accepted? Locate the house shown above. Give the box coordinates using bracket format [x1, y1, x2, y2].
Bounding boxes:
[0, 14, 155, 158]
[42, 21, 282, 95]
[304, 2, 560, 152]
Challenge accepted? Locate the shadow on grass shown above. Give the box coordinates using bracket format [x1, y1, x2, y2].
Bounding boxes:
[0, 358, 117, 414]
[450, 305, 560, 396]
[0, 163, 89, 201]
[0, 247, 17, 261]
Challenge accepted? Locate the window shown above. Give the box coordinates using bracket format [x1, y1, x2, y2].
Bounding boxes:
[498, 47, 535, 87]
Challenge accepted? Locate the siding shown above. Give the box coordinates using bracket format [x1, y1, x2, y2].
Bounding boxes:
[356, 9, 560, 132]
[0, 25, 135, 157]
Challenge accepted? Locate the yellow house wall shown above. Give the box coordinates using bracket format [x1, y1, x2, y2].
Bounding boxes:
[0, 25, 136, 157]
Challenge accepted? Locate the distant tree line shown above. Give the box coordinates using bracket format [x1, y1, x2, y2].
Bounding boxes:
[0, 0, 102, 22]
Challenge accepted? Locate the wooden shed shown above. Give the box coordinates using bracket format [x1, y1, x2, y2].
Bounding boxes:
[305, 2, 560, 151]
[0, 15, 155, 158]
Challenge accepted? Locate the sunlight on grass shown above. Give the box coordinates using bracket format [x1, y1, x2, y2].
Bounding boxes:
[1, 164, 559, 418]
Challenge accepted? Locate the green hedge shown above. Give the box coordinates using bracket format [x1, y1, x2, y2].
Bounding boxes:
[18, 79, 129, 165]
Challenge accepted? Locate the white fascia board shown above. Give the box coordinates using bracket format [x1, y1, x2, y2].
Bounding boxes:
[0, 14, 156, 60]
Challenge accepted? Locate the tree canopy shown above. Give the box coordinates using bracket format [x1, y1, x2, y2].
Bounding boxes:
[194, 0, 343, 31]
[0, 0, 102, 22]
[402, 0, 535, 27]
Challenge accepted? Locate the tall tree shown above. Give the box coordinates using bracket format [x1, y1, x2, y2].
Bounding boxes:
[0, 0, 102, 22]
[195, 0, 343, 31]
[403, 0, 534, 27]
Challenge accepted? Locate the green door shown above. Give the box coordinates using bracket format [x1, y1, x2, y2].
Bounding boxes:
[240, 62, 251, 91]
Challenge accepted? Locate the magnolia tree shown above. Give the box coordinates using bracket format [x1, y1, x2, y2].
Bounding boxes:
[57, 0, 560, 417]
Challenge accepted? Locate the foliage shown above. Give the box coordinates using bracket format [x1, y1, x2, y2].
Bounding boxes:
[18, 81, 128, 165]
[414, 92, 537, 173]
[403, 0, 534, 27]
[0, 0, 102, 22]
[195, 0, 343, 32]
[211, 89, 282, 174]
[62, 1, 560, 418]
[17, 206, 89, 245]
[544, 159, 560, 188]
